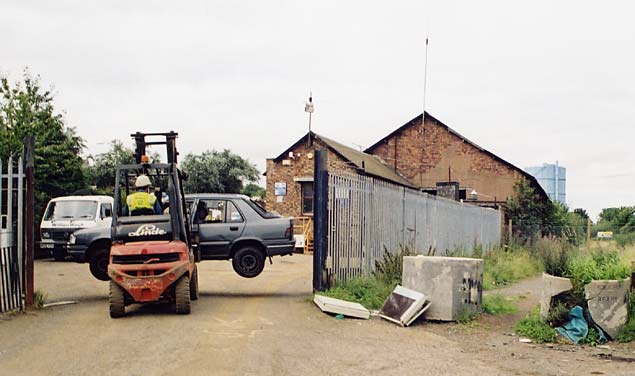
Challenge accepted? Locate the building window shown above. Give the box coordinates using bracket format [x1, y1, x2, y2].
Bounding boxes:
[301, 182, 314, 215]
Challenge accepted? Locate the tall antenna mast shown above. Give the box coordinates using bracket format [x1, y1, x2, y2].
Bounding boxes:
[305, 92, 314, 148]
[420, 36, 429, 187]
[423, 36, 429, 121]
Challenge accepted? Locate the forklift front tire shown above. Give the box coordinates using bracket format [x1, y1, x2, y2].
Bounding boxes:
[109, 281, 126, 318]
[190, 266, 199, 301]
[175, 275, 191, 314]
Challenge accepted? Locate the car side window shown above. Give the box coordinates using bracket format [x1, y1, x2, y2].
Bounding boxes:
[202, 200, 225, 223]
[227, 201, 243, 223]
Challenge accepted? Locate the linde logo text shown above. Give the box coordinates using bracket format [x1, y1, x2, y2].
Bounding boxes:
[128, 224, 167, 237]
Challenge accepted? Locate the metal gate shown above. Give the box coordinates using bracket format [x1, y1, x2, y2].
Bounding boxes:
[1, 157, 25, 313]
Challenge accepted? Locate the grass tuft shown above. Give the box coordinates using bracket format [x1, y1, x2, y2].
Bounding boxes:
[515, 307, 557, 343]
[33, 290, 47, 309]
[616, 292, 635, 342]
[322, 277, 395, 310]
[482, 294, 518, 315]
[456, 308, 480, 324]
[482, 245, 543, 290]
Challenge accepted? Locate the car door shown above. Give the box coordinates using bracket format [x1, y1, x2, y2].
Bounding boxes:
[197, 199, 246, 259]
[100, 202, 113, 227]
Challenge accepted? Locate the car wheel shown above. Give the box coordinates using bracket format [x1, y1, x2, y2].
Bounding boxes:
[190, 265, 199, 301]
[89, 249, 110, 281]
[109, 281, 126, 318]
[232, 246, 265, 278]
[175, 275, 191, 314]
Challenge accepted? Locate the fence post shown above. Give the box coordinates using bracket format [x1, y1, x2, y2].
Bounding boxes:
[24, 136, 35, 307]
[586, 217, 591, 252]
[313, 149, 328, 292]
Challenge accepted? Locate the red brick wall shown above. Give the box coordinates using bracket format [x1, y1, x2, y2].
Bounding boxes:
[369, 117, 524, 203]
[265, 138, 355, 217]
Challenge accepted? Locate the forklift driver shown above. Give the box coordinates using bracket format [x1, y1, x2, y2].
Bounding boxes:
[123, 175, 163, 216]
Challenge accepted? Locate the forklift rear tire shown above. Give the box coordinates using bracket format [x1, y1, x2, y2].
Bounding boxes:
[109, 281, 126, 318]
[232, 246, 265, 278]
[190, 266, 199, 301]
[89, 249, 110, 281]
[175, 275, 191, 314]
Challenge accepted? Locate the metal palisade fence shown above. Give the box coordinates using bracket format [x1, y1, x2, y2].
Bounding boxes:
[326, 171, 501, 284]
[0, 157, 25, 313]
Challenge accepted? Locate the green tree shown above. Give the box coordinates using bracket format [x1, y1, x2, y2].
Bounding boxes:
[573, 208, 589, 221]
[181, 150, 258, 194]
[241, 183, 266, 198]
[597, 207, 635, 233]
[550, 202, 588, 244]
[85, 140, 136, 191]
[0, 71, 85, 220]
[506, 179, 552, 241]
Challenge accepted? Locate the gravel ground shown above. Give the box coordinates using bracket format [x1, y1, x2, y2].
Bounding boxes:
[1, 255, 634, 375]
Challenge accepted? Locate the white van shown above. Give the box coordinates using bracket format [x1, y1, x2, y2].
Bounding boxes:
[40, 196, 114, 260]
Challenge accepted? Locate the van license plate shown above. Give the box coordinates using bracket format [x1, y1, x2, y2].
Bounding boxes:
[41, 244, 54, 249]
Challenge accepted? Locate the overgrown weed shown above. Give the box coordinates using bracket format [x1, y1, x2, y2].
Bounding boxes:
[515, 307, 557, 343]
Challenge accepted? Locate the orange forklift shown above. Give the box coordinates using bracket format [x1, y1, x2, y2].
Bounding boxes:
[107, 132, 198, 318]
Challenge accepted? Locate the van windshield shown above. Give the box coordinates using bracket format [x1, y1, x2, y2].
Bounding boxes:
[44, 201, 99, 221]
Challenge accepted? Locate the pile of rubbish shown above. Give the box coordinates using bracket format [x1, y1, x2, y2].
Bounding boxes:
[314, 256, 483, 327]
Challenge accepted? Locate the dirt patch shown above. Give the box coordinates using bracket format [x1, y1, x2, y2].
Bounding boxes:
[1, 257, 634, 375]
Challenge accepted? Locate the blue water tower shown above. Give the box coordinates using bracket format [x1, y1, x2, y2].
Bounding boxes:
[524, 162, 566, 204]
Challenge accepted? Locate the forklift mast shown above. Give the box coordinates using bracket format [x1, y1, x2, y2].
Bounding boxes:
[131, 131, 179, 164]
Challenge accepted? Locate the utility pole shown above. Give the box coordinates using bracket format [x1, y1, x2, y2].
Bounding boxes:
[24, 136, 35, 307]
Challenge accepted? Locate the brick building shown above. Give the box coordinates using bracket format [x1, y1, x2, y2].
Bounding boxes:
[265, 132, 412, 218]
[265, 112, 547, 218]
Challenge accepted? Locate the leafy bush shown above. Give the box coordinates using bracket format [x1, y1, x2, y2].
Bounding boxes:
[482, 294, 518, 315]
[615, 233, 635, 249]
[566, 250, 630, 288]
[323, 277, 395, 310]
[535, 237, 572, 277]
[546, 301, 570, 327]
[482, 245, 544, 290]
[373, 244, 417, 285]
[515, 308, 557, 343]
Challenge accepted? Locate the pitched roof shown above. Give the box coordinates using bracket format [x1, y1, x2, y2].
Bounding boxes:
[272, 132, 415, 187]
[365, 112, 550, 201]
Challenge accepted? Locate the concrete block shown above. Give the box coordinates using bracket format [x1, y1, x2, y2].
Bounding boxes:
[402, 256, 483, 321]
[313, 295, 370, 319]
[540, 273, 573, 320]
[585, 278, 630, 339]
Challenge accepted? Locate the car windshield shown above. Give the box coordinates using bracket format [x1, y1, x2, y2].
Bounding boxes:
[44, 200, 98, 221]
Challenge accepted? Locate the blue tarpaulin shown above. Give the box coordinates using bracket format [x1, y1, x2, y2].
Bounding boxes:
[556, 306, 607, 344]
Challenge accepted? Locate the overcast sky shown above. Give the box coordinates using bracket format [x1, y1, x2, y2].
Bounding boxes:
[2, 1, 634, 219]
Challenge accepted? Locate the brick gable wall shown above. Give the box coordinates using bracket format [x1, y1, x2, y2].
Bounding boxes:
[369, 117, 523, 203]
[265, 138, 355, 217]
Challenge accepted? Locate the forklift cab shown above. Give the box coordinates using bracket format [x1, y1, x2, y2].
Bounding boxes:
[111, 132, 190, 248]
[108, 132, 198, 318]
